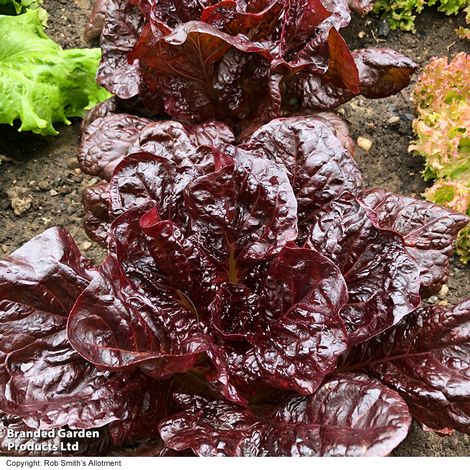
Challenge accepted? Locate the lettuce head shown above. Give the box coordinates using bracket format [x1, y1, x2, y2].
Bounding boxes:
[0, 9, 110, 135]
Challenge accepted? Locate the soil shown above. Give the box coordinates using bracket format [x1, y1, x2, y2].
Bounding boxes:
[0, 0, 469, 457]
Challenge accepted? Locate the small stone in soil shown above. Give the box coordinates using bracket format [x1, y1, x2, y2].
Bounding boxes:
[388, 116, 400, 125]
[67, 157, 80, 169]
[50, 189, 59, 196]
[82, 241, 93, 251]
[6, 186, 33, 216]
[38, 180, 51, 190]
[438, 284, 449, 298]
[357, 136, 373, 151]
[378, 19, 391, 38]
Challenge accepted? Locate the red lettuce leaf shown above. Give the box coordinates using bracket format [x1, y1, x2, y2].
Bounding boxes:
[68, 204, 244, 404]
[245, 245, 348, 394]
[96, 0, 152, 102]
[82, 115, 360, 244]
[361, 188, 470, 295]
[307, 193, 421, 344]
[344, 299, 470, 434]
[79, 114, 234, 180]
[82, 181, 113, 245]
[67, 253, 213, 377]
[130, 21, 271, 122]
[69, 146, 353, 401]
[0, 228, 163, 435]
[185, 150, 298, 274]
[159, 373, 411, 456]
[210, 244, 348, 395]
[311, 111, 355, 156]
[84, 0, 111, 42]
[285, 48, 416, 111]
[88, 0, 417, 125]
[79, 113, 152, 179]
[353, 49, 417, 99]
[201, 0, 284, 42]
[241, 116, 361, 222]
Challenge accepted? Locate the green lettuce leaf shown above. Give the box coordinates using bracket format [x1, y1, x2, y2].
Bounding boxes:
[0, 0, 41, 16]
[0, 9, 111, 135]
[411, 53, 470, 263]
[373, 0, 468, 32]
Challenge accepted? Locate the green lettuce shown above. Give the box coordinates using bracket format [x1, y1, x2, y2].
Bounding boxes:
[0, 0, 41, 15]
[0, 9, 110, 135]
[411, 53, 470, 263]
[373, 0, 468, 32]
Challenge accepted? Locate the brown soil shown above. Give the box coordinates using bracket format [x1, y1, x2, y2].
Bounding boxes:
[0, 0, 469, 457]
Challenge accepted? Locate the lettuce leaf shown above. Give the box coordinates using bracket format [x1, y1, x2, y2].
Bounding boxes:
[410, 52, 470, 263]
[0, 9, 111, 135]
[0, 0, 40, 15]
[372, 0, 468, 32]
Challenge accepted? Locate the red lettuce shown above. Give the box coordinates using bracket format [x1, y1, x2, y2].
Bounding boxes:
[86, 0, 417, 127]
[1, 115, 469, 456]
[159, 374, 411, 456]
[0, 228, 166, 442]
[360, 189, 469, 296]
[342, 299, 470, 434]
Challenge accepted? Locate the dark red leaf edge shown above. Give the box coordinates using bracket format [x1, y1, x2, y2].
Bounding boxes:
[361, 188, 470, 295]
[306, 193, 421, 344]
[91, 0, 417, 125]
[0, 228, 167, 441]
[342, 299, 470, 434]
[159, 373, 411, 456]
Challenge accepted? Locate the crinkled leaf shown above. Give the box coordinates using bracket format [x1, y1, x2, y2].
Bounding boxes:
[354, 49, 417, 99]
[96, 0, 149, 100]
[241, 116, 362, 222]
[68, 205, 243, 403]
[115, 0, 417, 124]
[210, 244, 348, 395]
[361, 188, 470, 295]
[79, 113, 152, 179]
[0, 228, 159, 433]
[79, 114, 234, 180]
[185, 150, 298, 275]
[159, 373, 411, 456]
[311, 111, 355, 156]
[67, 253, 211, 376]
[82, 181, 112, 245]
[0, 9, 110, 135]
[344, 299, 470, 434]
[247, 246, 348, 394]
[105, 120, 234, 224]
[131, 21, 270, 122]
[307, 194, 421, 343]
[284, 47, 416, 112]
[201, 0, 283, 41]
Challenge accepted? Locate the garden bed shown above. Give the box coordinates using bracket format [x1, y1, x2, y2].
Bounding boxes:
[0, 0, 469, 456]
